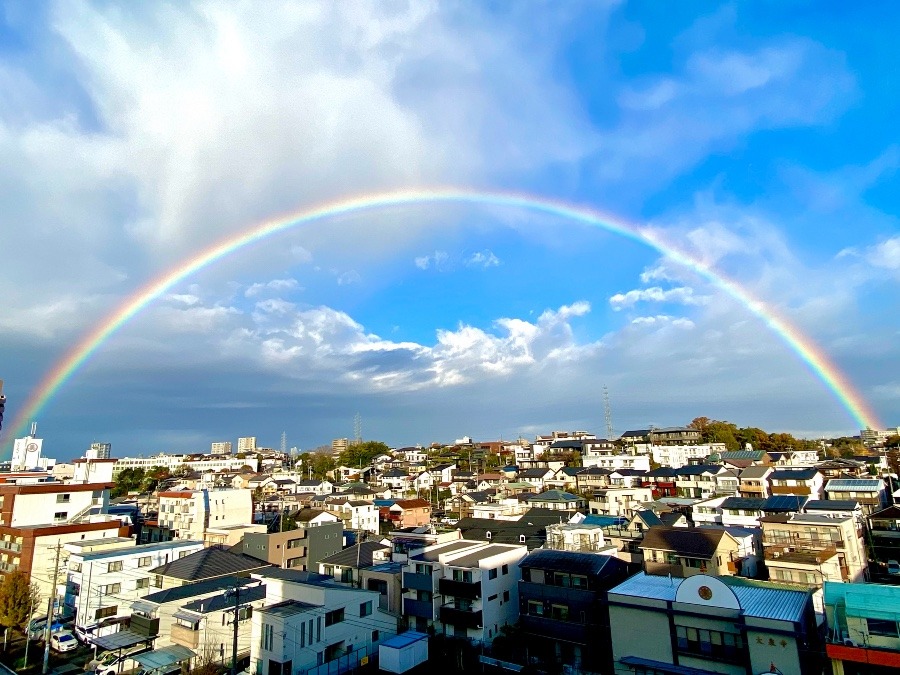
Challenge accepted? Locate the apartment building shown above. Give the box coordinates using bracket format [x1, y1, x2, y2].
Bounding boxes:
[518, 550, 629, 673]
[324, 499, 379, 534]
[250, 571, 396, 675]
[114, 455, 258, 475]
[761, 513, 867, 588]
[64, 538, 204, 632]
[674, 465, 732, 499]
[609, 573, 819, 675]
[824, 478, 886, 516]
[651, 444, 722, 469]
[157, 488, 253, 541]
[210, 441, 232, 455]
[824, 581, 900, 674]
[243, 511, 342, 571]
[401, 539, 527, 642]
[589, 486, 653, 519]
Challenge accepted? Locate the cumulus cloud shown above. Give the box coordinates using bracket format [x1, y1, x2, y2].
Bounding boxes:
[630, 315, 695, 329]
[609, 286, 706, 310]
[466, 250, 501, 268]
[414, 250, 449, 270]
[244, 278, 300, 297]
[839, 236, 900, 273]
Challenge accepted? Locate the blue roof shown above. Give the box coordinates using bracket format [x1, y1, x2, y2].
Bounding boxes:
[826, 479, 883, 491]
[610, 572, 810, 622]
[583, 514, 627, 527]
[380, 631, 428, 649]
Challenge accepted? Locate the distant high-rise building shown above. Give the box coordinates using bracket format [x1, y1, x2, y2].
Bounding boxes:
[0, 379, 5, 433]
[237, 437, 257, 453]
[332, 438, 349, 456]
[88, 442, 112, 459]
[211, 441, 233, 455]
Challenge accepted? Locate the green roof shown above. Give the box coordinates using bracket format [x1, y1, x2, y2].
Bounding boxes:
[825, 581, 900, 622]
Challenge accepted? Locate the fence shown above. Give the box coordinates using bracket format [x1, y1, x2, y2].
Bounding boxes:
[304, 645, 377, 675]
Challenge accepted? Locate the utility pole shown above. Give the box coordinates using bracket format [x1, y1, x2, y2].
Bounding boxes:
[226, 580, 240, 675]
[43, 542, 62, 674]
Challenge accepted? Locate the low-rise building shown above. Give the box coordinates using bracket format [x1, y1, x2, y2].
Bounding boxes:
[640, 526, 742, 578]
[589, 486, 653, 519]
[824, 581, 900, 674]
[739, 465, 773, 498]
[242, 511, 342, 571]
[157, 488, 253, 541]
[769, 468, 825, 500]
[824, 478, 887, 516]
[387, 499, 431, 529]
[609, 573, 820, 675]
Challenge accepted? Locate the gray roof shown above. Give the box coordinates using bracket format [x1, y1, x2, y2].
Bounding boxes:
[260, 600, 320, 618]
[519, 549, 628, 577]
[721, 497, 766, 511]
[149, 546, 271, 581]
[762, 495, 808, 512]
[526, 490, 581, 503]
[181, 584, 267, 613]
[804, 499, 859, 512]
[826, 479, 883, 491]
[141, 576, 260, 605]
[740, 466, 773, 479]
[639, 526, 730, 558]
[609, 572, 811, 622]
[444, 544, 522, 568]
[410, 540, 481, 562]
[319, 541, 390, 569]
[770, 468, 819, 481]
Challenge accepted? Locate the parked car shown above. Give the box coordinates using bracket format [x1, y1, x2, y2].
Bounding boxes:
[50, 631, 78, 653]
[888, 559, 900, 575]
[92, 646, 151, 675]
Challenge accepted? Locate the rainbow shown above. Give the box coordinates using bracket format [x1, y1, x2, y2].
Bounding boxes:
[5, 187, 881, 447]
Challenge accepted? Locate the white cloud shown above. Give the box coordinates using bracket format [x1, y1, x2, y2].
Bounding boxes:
[466, 249, 501, 268]
[630, 315, 695, 329]
[414, 250, 449, 271]
[609, 286, 705, 310]
[337, 270, 361, 286]
[839, 236, 900, 273]
[244, 278, 300, 297]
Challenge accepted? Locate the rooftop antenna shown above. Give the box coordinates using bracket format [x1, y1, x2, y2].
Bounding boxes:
[30, 422, 37, 437]
[280, 431, 287, 455]
[603, 385, 614, 440]
[354, 412, 362, 445]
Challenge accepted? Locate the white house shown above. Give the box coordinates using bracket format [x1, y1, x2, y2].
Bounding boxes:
[325, 500, 379, 534]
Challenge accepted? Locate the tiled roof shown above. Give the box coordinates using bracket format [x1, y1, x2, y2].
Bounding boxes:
[520, 549, 627, 577]
[721, 497, 766, 511]
[770, 468, 819, 481]
[318, 541, 390, 568]
[149, 546, 271, 581]
[804, 499, 859, 511]
[639, 526, 729, 558]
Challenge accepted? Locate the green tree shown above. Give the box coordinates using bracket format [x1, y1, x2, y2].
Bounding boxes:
[338, 440, 391, 468]
[0, 571, 40, 638]
[885, 435, 900, 448]
[309, 450, 335, 478]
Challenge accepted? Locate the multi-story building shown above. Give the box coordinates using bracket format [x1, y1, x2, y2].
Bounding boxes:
[386, 499, 431, 529]
[824, 581, 900, 674]
[720, 497, 766, 528]
[581, 452, 651, 472]
[331, 438, 350, 455]
[157, 488, 253, 541]
[691, 496, 728, 526]
[113, 455, 259, 475]
[238, 437, 257, 453]
[824, 478, 887, 516]
[650, 444, 715, 469]
[88, 442, 112, 460]
[761, 513, 867, 587]
[64, 538, 204, 633]
[738, 465, 773, 498]
[243, 511, 342, 571]
[250, 570, 396, 675]
[518, 549, 629, 673]
[769, 468, 825, 500]
[868, 505, 900, 571]
[649, 427, 702, 445]
[609, 573, 820, 675]
[324, 499, 379, 534]
[674, 464, 733, 499]
[210, 441, 233, 455]
[589, 486, 653, 519]
[401, 539, 527, 642]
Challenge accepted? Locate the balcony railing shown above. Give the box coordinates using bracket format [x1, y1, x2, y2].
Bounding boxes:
[403, 598, 436, 620]
[170, 624, 199, 649]
[0, 541, 22, 552]
[764, 534, 843, 547]
[439, 606, 482, 629]
[403, 572, 437, 593]
[439, 578, 481, 599]
[644, 562, 686, 578]
[764, 547, 837, 564]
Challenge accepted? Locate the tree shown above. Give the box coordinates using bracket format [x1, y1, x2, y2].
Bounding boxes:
[309, 450, 335, 478]
[0, 571, 40, 638]
[338, 440, 391, 468]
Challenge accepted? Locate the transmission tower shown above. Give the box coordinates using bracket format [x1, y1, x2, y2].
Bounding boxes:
[280, 431, 287, 455]
[603, 385, 614, 440]
[353, 412, 362, 445]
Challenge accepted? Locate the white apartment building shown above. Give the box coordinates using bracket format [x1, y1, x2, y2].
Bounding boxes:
[581, 453, 651, 472]
[589, 486, 654, 519]
[114, 455, 259, 475]
[157, 488, 253, 541]
[238, 437, 258, 453]
[210, 441, 233, 455]
[650, 443, 725, 469]
[64, 538, 204, 631]
[325, 500, 379, 534]
[691, 496, 728, 526]
[250, 572, 396, 674]
[402, 539, 527, 643]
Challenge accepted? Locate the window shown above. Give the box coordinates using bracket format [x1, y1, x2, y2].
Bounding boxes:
[238, 606, 253, 621]
[359, 601, 372, 617]
[108, 561, 123, 573]
[324, 608, 344, 626]
[527, 600, 544, 616]
[152, 575, 163, 588]
[372, 630, 379, 643]
[675, 625, 744, 662]
[95, 606, 117, 620]
[488, 568, 498, 580]
[550, 604, 569, 621]
[867, 618, 899, 638]
[56, 494, 71, 503]
[521, 568, 531, 582]
[179, 551, 190, 559]
[452, 569, 473, 583]
[503, 590, 510, 602]
[102, 583, 121, 595]
[571, 574, 588, 589]
[69, 562, 82, 573]
[488, 594, 498, 602]
[501, 564, 509, 575]
[263, 623, 274, 651]
[54, 512, 67, 521]
[137, 556, 152, 568]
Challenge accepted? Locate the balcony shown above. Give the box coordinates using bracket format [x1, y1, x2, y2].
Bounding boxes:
[403, 598, 436, 620]
[439, 578, 481, 599]
[170, 624, 200, 649]
[0, 540, 22, 553]
[440, 606, 482, 629]
[770, 485, 811, 495]
[764, 546, 837, 563]
[520, 615, 588, 643]
[644, 562, 685, 578]
[403, 572, 437, 593]
[826, 643, 900, 669]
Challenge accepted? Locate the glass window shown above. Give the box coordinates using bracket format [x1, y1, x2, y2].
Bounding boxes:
[867, 618, 899, 637]
[488, 568, 497, 580]
[108, 561, 123, 573]
[324, 608, 344, 626]
[359, 601, 372, 617]
[501, 564, 509, 575]
[550, 604, 569, 621]
[527, 600, 544, 616]
[138, 556, 152, 567]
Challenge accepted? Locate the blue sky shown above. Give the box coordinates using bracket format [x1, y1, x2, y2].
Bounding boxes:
[0, 1, 897, 458]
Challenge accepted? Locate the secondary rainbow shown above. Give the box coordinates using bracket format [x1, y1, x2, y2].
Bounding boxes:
[6, 187, 882, 445]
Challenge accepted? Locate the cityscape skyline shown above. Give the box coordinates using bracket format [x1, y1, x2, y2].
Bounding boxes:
[1, 3, 898, 456]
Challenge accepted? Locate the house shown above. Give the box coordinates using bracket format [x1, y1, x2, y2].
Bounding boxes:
[379, 469, 411, 492]
[582, 452, 651, 472]
[544, 467, 582, 491]
[768, 468, 825, 500]
[824, 581, 900, 673]
[428, 463, 457, 484]
[719, 496, 766, 528]
[691, 496, 728, 526]
[250, 570, 396, 675]
[641, 467, 678, 498]
[518, 468, 555, 491]
[64, 538, 205, 634]
[868, 505, 900, 575]
[803, 499, 864, 527]
[293, 479, 334, 496]
[544, 522, 615, 554]
[324, 499, 379, 534]
[518, 549, 630, 673]
[674, 464, 729, 499]
[453, 510, 558, 550]
[698, 524, 762, 578]
[607, 468, 647, 488]
[640, 526, 742, 578]
[318, 541, 392, 585]
[589, 486, 653, 519]
[401, 539, 527, 642]
[525, 490, 586, 512]
[575, 466, 611, 494]
[387, 499, 432, 529]
[738, 465, 773, 498]
[716, 449, 771, 469]
[824, 478, 886, 516]
[761, 513, 867, 587]
[649, 427, 702, 445]
[148, 545, 272, 590]
[599, 511, 660, 572]
[242, 510, 343, 571]
[411, 470, 433, 492]
[609, 573, 819, 675]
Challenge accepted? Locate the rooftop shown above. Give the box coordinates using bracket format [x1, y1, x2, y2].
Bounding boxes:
[75, 539, 203, 561]
[149, 545, 271, 580]
[520, 549, 627, 576]
[258, 599, 320, 618]
[318, 541, 391, 569]
[444, 543, 524, 568]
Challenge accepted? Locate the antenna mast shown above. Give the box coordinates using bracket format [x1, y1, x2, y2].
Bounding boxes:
[603, 385, 614, 440]
[280, 431, 287, 455]
[353, 412, 362, 445]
